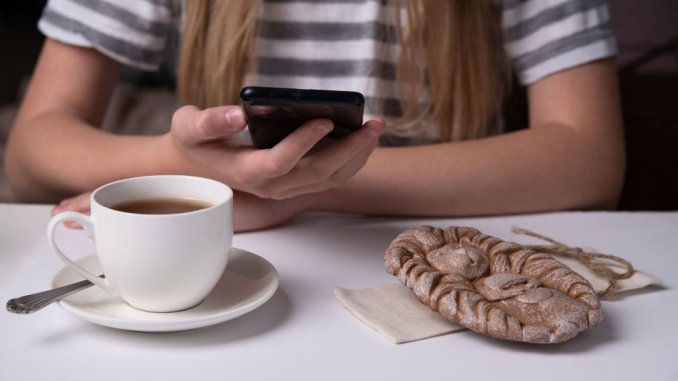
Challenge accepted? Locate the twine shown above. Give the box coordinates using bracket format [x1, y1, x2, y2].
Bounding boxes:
[511, 227, 635, 296]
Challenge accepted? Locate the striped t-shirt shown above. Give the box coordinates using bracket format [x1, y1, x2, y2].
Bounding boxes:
[37, 0, 617, 141]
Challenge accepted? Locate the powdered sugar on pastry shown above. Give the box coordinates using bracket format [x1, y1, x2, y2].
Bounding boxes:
[384, 226, 603, 344]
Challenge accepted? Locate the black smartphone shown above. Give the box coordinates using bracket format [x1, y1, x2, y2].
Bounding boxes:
[240, 86, 365, 149]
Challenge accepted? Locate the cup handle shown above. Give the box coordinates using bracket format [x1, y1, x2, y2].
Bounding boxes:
[47, 211, 118, 296]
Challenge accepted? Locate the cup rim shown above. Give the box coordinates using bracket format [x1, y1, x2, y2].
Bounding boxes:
[91, 175, 233, 216]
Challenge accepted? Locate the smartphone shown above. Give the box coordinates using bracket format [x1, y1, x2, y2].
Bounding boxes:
[240, 86, 365, 149]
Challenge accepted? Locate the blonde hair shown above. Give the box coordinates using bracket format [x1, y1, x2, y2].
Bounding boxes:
[178, 0, 260, 107]
[178, 0, 506, 142]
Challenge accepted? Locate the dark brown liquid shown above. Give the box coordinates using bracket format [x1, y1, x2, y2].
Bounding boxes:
[111, 198, 212, 215]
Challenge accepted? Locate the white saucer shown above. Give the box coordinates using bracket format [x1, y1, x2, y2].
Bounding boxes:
[51, 248, 279, 332]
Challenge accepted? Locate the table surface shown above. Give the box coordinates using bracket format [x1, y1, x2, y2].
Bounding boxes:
[1, 203, 676, 381]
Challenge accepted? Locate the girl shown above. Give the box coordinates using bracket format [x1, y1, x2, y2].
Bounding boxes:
[5, 0, 624, 231]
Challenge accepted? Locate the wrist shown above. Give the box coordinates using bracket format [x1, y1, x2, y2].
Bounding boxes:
[149, 132, 193, 176]
[290, 189, 338, 214]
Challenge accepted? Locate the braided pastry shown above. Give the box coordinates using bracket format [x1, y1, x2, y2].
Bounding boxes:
[385, 226, 603, 343]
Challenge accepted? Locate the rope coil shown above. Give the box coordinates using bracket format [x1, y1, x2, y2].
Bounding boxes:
[511, 227, 635, 296]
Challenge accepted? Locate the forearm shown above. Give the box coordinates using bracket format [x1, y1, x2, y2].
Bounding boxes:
[5, 113, 170, 202]
[300, 60, 625, 217]
[301, 123, 624, 216]
[3, 39, 148, 202]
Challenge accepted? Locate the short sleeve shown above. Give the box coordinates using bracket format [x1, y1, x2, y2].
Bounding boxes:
[37, 0, 180, 71]
[502, 0, 617, 85]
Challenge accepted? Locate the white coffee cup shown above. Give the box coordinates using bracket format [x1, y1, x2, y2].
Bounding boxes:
[47, 175, 233, 312]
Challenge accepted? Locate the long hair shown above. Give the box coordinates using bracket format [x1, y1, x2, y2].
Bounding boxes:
[178, 0, 260, 107]
[178, 0, 506, 142]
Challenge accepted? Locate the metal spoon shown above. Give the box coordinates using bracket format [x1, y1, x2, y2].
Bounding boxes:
[6, 275, 103, 314]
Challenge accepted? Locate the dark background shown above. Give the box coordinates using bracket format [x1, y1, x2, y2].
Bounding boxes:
[0, 0, 676, 209]
[0, 2, 46, 106]
[611, 1, 678, 210]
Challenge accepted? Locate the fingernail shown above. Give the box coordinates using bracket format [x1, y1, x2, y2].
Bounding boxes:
[315, 120, 334, 134]
[373, 118, 386, 131]
[365, 129, 380, 139]
[51, 203, 65, 215]
[366, 120, 385, 138]
[225, 108, 245, 129]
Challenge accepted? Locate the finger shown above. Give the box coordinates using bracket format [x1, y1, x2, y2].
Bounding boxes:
[257, 119, 383, 199]
[172, 105, 246, 146]
[63, 220, 86, 229]
[293, 118, 384, 182]
[246, 119, 334, 179]
[274, 132, 378, 199]
[52, 192, 92, 229]
[52, 192, 92, 215]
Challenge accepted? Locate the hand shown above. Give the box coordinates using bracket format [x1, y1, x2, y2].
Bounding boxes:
[51, 191, 91, 229]
[51, 190, 303, 232]
[164, 105, 385, 199]
[233, 191, 305, 232]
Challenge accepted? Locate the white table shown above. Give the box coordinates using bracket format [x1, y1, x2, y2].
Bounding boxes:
[1, 204, 676, 381]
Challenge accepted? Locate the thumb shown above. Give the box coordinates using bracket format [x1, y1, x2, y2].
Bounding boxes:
[171, 105, 246, 145]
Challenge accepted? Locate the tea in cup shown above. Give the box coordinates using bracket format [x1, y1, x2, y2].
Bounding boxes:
[47, 175, 233, 312]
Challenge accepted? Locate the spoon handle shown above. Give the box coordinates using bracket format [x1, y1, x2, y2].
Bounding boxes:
[6, 275, 102, 314]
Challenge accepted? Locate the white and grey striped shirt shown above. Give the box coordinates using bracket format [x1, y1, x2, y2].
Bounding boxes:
[38, 0, 616, 140]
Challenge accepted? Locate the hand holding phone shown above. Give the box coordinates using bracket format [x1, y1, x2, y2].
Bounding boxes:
[240, 86, 365, 149]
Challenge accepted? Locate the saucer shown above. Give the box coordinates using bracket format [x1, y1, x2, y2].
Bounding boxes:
[51, 248, 279, 332]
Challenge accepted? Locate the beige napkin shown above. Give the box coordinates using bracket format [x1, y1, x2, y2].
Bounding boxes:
[334, 284, 464, 343]
[334, 259, 661, 344]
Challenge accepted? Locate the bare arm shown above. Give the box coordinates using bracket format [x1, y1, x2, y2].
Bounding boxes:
[5, 39, 383, 203]
[299, 58, 625, 216]
[5, 39, 128, 201]
[32, 45, 622, 231]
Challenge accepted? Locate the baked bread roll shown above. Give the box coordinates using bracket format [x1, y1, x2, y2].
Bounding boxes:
[385, 226, 603, 343]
